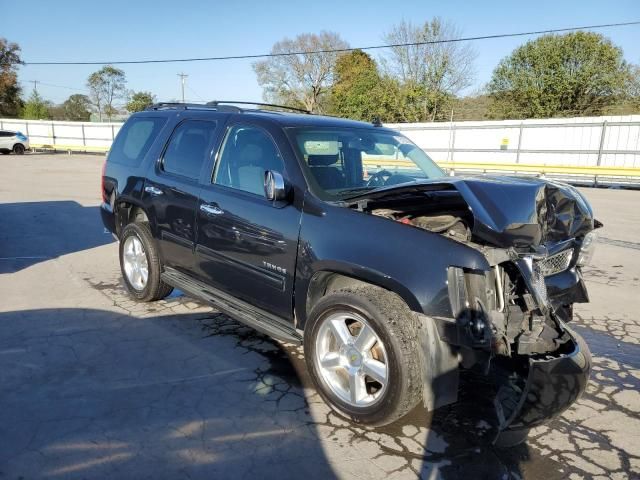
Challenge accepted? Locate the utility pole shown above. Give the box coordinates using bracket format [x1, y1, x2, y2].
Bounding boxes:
[30, 80, 39, 94]
[177, 73, 188, 103]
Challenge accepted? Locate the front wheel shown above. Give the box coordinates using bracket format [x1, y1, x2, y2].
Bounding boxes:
[119, 222, 173, 302]
[304, 286, 423, 426]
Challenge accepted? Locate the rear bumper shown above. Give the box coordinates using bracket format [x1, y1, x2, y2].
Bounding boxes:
[100, 201, 116, 236]
[495, 328, 591, 441]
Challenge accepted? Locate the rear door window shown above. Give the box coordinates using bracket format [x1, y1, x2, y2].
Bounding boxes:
[161, 120, 217, 180]
[108, 117, 166, 167]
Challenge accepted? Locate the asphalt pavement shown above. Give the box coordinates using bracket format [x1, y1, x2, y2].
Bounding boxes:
[0, 153, 638, 479]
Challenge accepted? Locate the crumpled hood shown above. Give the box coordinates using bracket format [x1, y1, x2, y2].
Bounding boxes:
[450, 176, 594, 248]
[351, 175, 595, 249]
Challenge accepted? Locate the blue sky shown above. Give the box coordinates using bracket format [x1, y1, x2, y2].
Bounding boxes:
[6, 0, 640, 106]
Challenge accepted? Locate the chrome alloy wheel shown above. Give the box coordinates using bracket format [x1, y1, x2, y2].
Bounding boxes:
[314, 311, 389, 407]
[122, 235, 149, 290]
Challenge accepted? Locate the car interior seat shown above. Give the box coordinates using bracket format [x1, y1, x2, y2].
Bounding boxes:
[231, 130, 283, 196]
[307, 154, 346, 190]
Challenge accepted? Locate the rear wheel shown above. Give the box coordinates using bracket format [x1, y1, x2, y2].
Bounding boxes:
[119, 222, 173, 302]
[13, 144, 25, 155]
[304, 285, 423, 426]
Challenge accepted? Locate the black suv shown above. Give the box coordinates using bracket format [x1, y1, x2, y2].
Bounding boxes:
[101, 102, 597, 445]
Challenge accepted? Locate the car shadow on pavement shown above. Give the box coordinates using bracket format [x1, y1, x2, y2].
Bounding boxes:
[0, 201, 113, 274]
[0, 305, 574, 479]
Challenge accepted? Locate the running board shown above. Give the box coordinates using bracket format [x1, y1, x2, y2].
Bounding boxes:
[161, 267, 302, 345]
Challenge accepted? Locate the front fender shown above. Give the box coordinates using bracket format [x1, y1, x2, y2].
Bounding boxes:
[294, 196, 490, 326]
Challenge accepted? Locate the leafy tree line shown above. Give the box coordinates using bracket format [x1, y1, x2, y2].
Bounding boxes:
[253, 19, 477, 122]
[254, 23, 639, 121]
[0, 42, 155, 121]
[1, 23, 639, 123]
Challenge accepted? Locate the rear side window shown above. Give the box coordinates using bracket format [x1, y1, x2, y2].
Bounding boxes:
[162, 120, 217, 180]
[108, 117, 166, 167]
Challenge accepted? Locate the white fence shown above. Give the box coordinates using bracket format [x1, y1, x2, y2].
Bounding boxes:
[0, 118, 122, 150]
[1, 114, 639, 169]
[388, 114, 640, 169]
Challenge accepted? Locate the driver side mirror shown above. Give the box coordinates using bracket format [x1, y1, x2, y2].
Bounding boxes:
[264, 170, 289, 202]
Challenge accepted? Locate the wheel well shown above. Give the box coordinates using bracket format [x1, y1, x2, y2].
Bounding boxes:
[128, 205, 149, 223]
[306, 272, 392, 317]
[116, 202, 149, 234]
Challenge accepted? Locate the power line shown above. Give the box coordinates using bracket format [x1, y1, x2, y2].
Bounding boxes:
[13, 20, 640, 66]
[26, 81, 88, 93]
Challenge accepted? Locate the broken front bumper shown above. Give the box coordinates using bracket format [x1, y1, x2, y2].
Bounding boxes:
[494, 328, 591, 445]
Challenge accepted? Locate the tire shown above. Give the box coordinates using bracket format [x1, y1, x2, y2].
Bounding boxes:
[119, 222, 173, 302]
[13, 144, 25, 155]
[1, 150, 9, 155]
[304, 285, 423, 426]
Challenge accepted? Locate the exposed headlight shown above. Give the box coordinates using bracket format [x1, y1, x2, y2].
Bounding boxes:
[577, 231, 597, 266]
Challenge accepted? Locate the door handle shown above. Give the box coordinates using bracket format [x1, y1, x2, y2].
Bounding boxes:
[200, 204, 224, 216]
[144, 185, 164, 196]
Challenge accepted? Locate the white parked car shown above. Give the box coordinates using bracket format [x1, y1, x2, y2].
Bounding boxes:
[0, 130, 29, 154]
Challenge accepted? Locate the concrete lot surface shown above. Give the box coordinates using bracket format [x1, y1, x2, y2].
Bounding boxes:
[0, 154, 638, 479]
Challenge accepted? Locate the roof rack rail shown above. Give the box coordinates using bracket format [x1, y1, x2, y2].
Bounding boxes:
[146, 101, 311, 114]
[206, 100, 311, 114]
[147, 102, 243, 112]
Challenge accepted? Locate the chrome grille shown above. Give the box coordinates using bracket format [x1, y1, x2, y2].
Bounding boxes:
[536, 249, 574, 277]
[531, 261, 548, 304]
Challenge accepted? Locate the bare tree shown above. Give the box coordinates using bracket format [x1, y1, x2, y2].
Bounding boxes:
[87, 65, 127, 121]
[382, 18, 476, 120]
[253, 32, 349, 113]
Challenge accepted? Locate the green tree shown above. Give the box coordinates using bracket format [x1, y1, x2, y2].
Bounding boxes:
[60, 94, 91, 121]
[253, 31, 349, 113]
[126, 91, 155, 113]
[0, 38, 24, 117]
[604, 65, 640, 115]
[329, 50, 380, 121]
[328, 50, 403, 122]
[488, 32, 632, 119]
[451, 94, 492, 121]
[22, 90, 52, 119]
[87, 65, 127, 121]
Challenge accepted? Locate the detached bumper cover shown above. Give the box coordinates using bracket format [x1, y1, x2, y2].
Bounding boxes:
[497, 328, 591, 435]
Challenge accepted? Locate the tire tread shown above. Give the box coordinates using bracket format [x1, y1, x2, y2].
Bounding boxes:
[305, 285, 423, 426]
[119, 222, 173, 302]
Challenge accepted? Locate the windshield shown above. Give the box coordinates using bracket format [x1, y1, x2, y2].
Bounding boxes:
[291, 127, 444, 200]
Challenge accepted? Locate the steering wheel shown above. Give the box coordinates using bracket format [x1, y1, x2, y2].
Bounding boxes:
[366, 169, 393, 187]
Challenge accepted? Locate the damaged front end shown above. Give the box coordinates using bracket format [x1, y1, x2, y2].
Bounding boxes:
[348, 176, 599, 444]
[445, 259, 592, 446]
